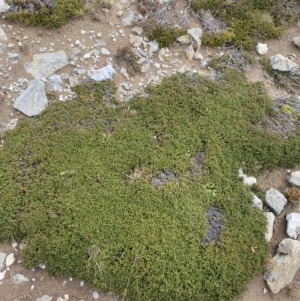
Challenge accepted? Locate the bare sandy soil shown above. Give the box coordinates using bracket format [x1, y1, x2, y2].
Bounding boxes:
[1, 2, 300, 301]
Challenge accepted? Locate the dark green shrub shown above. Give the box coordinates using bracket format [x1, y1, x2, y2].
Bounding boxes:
[2, 70, 300, 301]
[143, 20, 186, 48]
[192, 0, 299, 50]
[5, 0, 83, 28]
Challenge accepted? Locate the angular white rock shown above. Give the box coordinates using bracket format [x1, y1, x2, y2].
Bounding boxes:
[286, 213, 300, 239]
[0, 270, 6, 280]
[13, 80, 48, 117]
[238, 168, 257, 186]
[264, 212, 275, 242]
[177, 35, 191, 44]
[25, 51, 69, 79]
[265, 188, 287, 215]
[187, 28, 202, 45]
[101, 48, 110, 55]
[132, 26, 143, 36]
[5, 253, 15, 267]
[270, 54, 298, 72]
[252, 195, 263, 210]
[264, 238, 300, 293]
[129, 36, 143, 47]
[88, 65, 116, 82]
[47, 74, 63, 92]
[194, 51, 203, 60]
[256, 43, 268, 55]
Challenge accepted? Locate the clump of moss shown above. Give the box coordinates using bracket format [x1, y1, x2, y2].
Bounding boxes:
[3, 69, 300, 301]
[202, 30, 236, 48]
[143, 20, 186, 48]
[115, 45, 140, 76]
[192, 0, 297, 50]
[5, 0, 83, 28]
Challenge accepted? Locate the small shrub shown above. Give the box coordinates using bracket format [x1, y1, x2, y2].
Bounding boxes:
[4, 69, 300, 301]
[5, 0, 84, 28]
[143, 20, 186, 48]
[285, 187, 300, 205]
[192, 0, 296, 50]
[115, 45, 140, 76]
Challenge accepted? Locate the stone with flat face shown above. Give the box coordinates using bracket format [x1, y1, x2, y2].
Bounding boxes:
[265, 188, 287, 215]
[24, 51, 69, 79]
[13, 80, 48, 117]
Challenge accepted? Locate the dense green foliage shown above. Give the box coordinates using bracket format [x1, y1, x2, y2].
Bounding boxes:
[5, 0, 83, 28]
[144, 20, 186, 48]
[2, 70, 300, 300]
[192, 0, 300, 50]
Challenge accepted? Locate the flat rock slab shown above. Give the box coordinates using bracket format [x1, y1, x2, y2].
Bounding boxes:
[264, 238, 300, 293]
[265, 188, 287, 215]
[88, 65, 116, 82]
[13, 80, 48, 117]
[24, 51, 69, 79]
[286, 213, 300, 239]
[270, 54, 298, 72]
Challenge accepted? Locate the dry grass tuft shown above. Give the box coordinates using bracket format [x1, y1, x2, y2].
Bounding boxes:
[115, 45, 140, 76]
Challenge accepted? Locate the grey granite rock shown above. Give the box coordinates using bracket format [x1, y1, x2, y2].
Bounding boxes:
[88, 65, 116, 81]
[286, 213, 300, 239]
[25, 51, 69, 79]
[264, 238, 300, 293]
[13, 80, 48, 117]
[264, 212, 275, 242]
[47, 74, 63, 92]
[265, 188, 287, 215]
[270, 54, 298, 72]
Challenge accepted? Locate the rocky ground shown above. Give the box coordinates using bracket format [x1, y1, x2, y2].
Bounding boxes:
[1, 0, 300, 300]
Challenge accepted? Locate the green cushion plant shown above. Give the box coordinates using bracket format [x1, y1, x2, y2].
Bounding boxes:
[1, 70, 300, 300]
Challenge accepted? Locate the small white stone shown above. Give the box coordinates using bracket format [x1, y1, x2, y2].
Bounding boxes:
[81, 30, 86, 34]
[101, 48, 110, 55]
[64, 294, 69, 300]
[256, 43, 268, 55]
[96, 32, 102, 38]
[93, 291, 99, 299]
[5, 253, 15, 267]
[80, 280, 84, 287]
